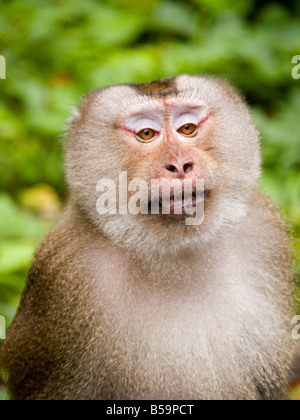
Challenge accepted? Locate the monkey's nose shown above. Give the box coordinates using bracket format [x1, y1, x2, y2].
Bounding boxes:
[165, 160, 194, 177]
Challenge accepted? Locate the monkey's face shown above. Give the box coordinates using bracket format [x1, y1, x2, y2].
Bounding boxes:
[66, 75, 261, 257]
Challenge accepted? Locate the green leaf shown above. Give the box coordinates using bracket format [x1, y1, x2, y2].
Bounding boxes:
[0, 387, 10, 401]
[0, 241, 35, 274]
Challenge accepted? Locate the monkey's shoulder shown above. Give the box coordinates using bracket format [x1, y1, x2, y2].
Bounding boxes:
[27, 214, 109, 291]
[240, 188, 292, 277]
[249, 188, 290, 244]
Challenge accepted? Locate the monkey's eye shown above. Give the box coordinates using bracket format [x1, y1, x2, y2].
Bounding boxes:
[136, 128, 157, 142]
[178, 124, 198, 137]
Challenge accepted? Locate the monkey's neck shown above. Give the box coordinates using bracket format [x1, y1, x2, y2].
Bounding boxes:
[67, 202, 235, 290]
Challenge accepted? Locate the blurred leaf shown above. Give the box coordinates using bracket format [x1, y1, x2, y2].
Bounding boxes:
[0, 193, 53, 239]
[194, 0, 253, 18]
[151, 2, 199, 38]
[19, 184, 61, 219]
[0, 387, 10, 401]
[289, 382, 300, 401]
[0, 241, 35, 275]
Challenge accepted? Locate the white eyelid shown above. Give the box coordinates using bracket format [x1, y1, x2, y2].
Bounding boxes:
[124, 117, 161, 134]
[174, 111, 208, 131]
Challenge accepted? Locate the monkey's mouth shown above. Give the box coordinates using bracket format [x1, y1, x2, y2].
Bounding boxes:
[148, 189, 210, 216]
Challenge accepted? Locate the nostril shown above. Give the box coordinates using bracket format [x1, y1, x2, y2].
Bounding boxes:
[183, 162, 194, 174]
[166, 165, 179, 173]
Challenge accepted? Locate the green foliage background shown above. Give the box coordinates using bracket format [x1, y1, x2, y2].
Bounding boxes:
[0, 0, 300, 400]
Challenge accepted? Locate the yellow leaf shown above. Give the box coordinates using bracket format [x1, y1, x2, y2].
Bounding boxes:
[19, 185, 61, 220]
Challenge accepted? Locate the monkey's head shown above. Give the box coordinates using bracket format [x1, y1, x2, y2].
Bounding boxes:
[66, 75, 261, 259]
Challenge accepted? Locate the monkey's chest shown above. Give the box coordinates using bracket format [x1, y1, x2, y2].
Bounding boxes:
[94, 288, 261, 400]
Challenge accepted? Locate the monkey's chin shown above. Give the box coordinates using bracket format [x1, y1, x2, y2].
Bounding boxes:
[95, 189, 251, 260]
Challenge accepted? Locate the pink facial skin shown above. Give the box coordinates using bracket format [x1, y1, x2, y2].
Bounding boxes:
[198, 115, 210, 126]
[120, 125, 137, 135]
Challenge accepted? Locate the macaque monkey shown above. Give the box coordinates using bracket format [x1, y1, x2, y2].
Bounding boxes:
[0, 75, 296, 400]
